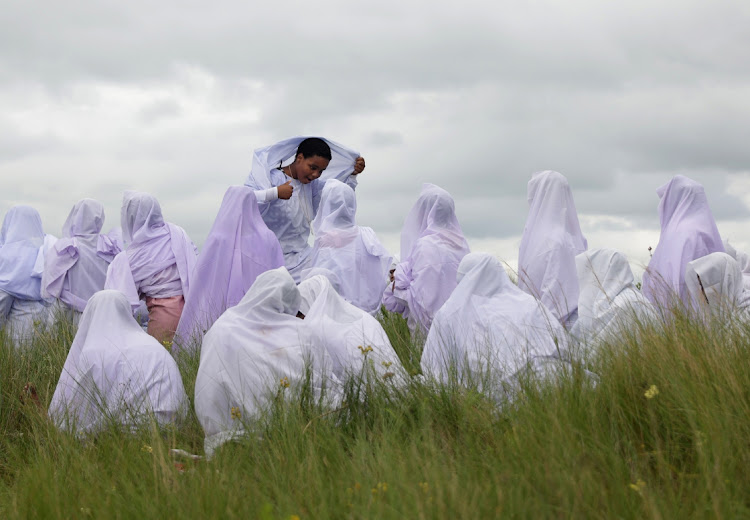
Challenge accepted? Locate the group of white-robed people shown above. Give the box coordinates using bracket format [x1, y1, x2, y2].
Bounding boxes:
[4, 136, 747, 456]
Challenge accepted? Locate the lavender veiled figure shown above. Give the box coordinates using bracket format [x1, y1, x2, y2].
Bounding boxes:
[175, 186, 284, 350]
[307, 179, 392, 315]
[105, 191, 198, 343]
[42, 199, 122, 316]
[244, 136, 361, 282]
[518, 170, 587, 327]
[0, 206, 52, 341]
[641, 175, 724, 310]
[382, 183, 470, 337]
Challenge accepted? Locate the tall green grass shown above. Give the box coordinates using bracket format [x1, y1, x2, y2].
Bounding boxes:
[2, 309, 750, 518]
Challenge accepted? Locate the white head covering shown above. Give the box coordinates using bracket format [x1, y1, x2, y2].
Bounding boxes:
[298, 275, 405, 383]
[0, 206, 45, 300]
[722, 239, 750, 292]
[383, 184, 470, 335]
[518, 170, 588, 324]
[422, 252, 567, 388]
[48, 290, 188, 433]
[194, 267, 334, 457]
[42, 199, 119, 312]
[572, 249, 657, 343]
[244, 136, 360, 191]
[308, 179, 392, 314]
[642, 175, 724, 308]
[685, 252, 749, 317]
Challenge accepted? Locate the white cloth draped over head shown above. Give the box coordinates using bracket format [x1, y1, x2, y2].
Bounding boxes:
[421, 253, 568, 390]
[685, 252, 750, 317]
[722, 239, 750, 292]
[42, 199, 122, 313]
[642, 175, 724, 309]
[571, 249, 658, 344]
[175, 186, 285, 347]
[105, 191, 198, 310]
[382, 183, 471, 336]
[517, 170, 587, 325]
[48, 290, 188, 433]
[298, 275, 405, 383]
[194, 267, 334, 457]
[0, 206, 46, 300]
[308, 179, 392, 314]
[244, 136, 360, 191]
[243, 136, 360, 281]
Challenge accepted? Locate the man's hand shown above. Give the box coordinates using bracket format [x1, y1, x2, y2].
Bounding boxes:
[278, 180, 294, 200]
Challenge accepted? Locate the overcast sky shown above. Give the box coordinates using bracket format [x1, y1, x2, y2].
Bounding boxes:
[2, 0, 749, 277]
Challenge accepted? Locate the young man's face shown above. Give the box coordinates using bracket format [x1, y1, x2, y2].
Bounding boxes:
[294, 154, 330, 184]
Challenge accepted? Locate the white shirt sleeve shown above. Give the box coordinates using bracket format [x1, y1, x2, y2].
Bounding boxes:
[253, 187, 279, 204]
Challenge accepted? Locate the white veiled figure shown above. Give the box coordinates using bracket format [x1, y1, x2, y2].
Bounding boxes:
[308, 179, 392, 314]
[722, 239, 750, 292]
[382, 184, 470, 337]
[194, 267, 336, 457]
[518, 170, 588, 326]
[298, 275, 405, 384]
[685, 252, 750, 320]
[421, 253, 568, 395]
[642, 175, 724, 310]
[0, 206, 52, 341]
[48, 290, 188, 434]
[571, 249, 658, 345]
[42, 199, 120, 315]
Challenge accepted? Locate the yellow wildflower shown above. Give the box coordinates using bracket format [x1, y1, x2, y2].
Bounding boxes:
[629, 479, 646, 493]
[231, 407, 241, 420]
[383, 372, 395, 380]
[358, 345, 373, 355]
[141, 444, 153, 453]
[644, 385, 659, 399]
[381, 361, 392, 368]
[419, 481, 429, 493]
[288, 516, 301, 520]
[280, 377, 290, 389]
[161, 339, 173, 351]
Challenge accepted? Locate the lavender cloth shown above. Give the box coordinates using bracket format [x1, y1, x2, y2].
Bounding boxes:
[518, 170, 588, 325]
[42, 199, 122, 312]
[382, 183, 470, 336]
[105, 191, 198, 311]
[308, 179, 392, 314]
[175, 186, 284, 346]
[642, 175, 724, 308]
[0, 206, 45, 300]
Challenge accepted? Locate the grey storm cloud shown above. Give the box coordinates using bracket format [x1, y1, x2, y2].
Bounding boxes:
[1, 0, 750, 261]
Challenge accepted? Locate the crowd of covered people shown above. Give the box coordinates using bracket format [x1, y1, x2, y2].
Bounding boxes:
[1, 136, 747, 455]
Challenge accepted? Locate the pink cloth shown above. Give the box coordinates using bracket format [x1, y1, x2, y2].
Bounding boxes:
[175, 186, 284, 348]
[518, 170, 587, 325]
[382, 184, 470, 336]
[642, 175, 724, 309]
[146, 295, 185, 344]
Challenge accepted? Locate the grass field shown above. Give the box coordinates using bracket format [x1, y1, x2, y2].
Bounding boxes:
[2, 308, 750, 518]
